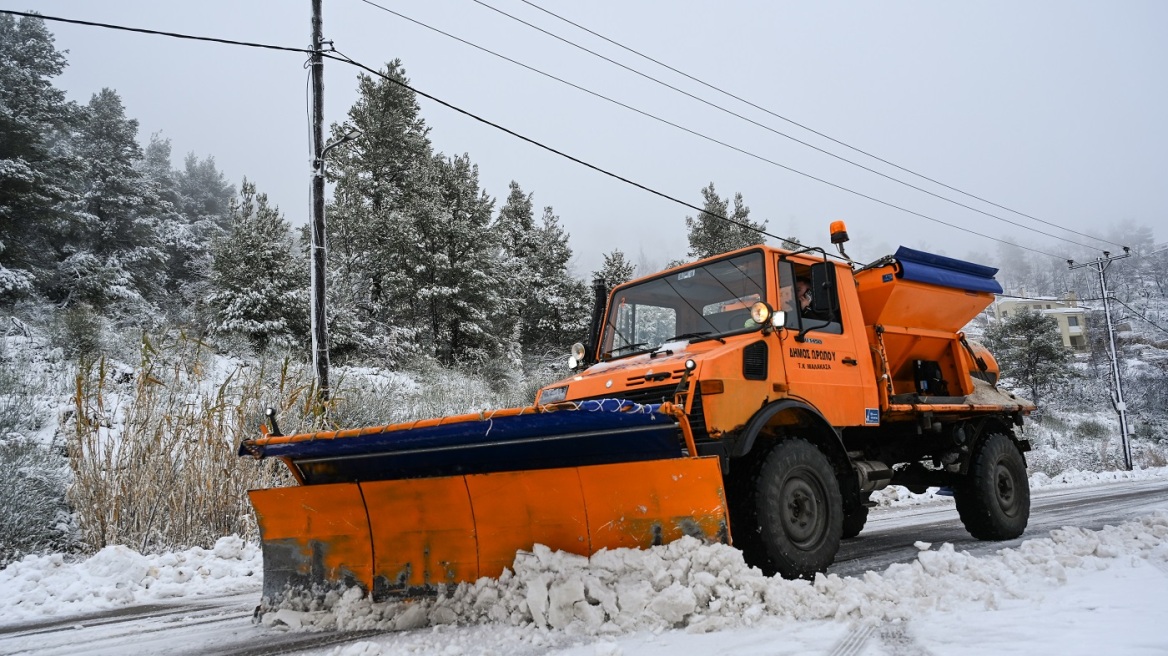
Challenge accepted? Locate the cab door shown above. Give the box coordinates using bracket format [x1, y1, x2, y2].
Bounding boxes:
[775, 257, 878, 428]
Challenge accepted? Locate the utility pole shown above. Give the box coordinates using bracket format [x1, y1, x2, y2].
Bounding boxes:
[309, 0, 330, 405]
[1069, 248, 1132, 470]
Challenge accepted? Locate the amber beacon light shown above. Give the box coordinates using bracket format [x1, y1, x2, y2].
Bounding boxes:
[830, 220, 849, 244]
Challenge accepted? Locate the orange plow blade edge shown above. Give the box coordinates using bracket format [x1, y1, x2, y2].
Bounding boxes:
[249, 455, 729, 603]
[241, 400, 731, 605]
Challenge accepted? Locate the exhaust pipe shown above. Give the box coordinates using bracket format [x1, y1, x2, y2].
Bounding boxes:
[854, 460, 893, 493]
[585, 276, 608, 366]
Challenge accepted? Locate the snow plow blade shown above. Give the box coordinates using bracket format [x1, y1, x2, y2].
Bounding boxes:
[240, 400, 730, 603]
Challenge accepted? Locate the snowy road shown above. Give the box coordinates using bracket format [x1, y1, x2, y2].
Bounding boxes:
[831, 477, 1168, 577]
[0, 592, 383, 656]
[2, 478, 1166, 656]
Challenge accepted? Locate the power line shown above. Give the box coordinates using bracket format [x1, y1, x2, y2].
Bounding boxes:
[995, 293, 1099, 302]
[513, 0, 1130, 252]
[351, 1, 1070, 261]
[469, 0, 1100, 251]
[324, 50, 792, 249]
[0, 9, 311, 54]
[9, 5, 810, 257]
[14, 6, 1068, 262]
[1111, 298, 1168, 337]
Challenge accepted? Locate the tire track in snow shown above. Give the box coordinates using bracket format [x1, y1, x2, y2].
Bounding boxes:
[877, 621, 934, 656]
[0, 596, 257, 656]
[0, 603, 193, 637]
[826, 623, 875, 656]
[201, 629, 386, 656]
[827, 621, 934, 656]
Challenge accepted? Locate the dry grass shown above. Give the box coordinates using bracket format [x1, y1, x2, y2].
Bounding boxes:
[67, 333, 311, 552]
[65, 336, 566, 554]
[64, 332, 545, 553]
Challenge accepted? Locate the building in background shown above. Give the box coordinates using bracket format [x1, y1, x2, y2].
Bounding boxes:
[994, 293, 1089, 351]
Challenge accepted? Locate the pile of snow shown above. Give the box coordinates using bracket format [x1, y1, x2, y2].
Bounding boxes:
[0, 535, 261, 621]
[1029, 465, 1168, 489]
[259, 511, 1168, 638]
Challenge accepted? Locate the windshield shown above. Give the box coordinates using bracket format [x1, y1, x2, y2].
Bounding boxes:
[601, 251, 767, 360]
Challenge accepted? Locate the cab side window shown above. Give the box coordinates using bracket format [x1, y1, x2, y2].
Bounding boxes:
[777, 259, 843, 334]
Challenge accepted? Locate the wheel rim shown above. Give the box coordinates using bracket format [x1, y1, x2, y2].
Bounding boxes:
[781, 468, 826, 548]
[993, 459, 1020, 517]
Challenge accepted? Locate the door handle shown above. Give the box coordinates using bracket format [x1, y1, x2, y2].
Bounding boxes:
[842, 357, 858, 366]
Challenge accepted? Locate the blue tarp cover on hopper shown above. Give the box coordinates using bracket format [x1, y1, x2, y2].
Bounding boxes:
[240, 399, 683, 483]
[894, 246, 1003, 294]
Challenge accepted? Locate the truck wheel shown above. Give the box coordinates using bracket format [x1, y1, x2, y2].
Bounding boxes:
[754, 438, 843, 579]
[841, 504, 869, 539]
[954, 433, 1030, 540]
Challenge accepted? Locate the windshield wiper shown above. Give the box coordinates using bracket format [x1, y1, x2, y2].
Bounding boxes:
[666, 331, 710, 341]
[609, 342, 649, 356]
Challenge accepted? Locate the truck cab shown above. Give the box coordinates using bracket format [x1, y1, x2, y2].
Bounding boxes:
[537, 246, 879, 454]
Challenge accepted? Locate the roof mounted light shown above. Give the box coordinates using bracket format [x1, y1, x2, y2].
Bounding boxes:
[830, 220, 849, 244]
[830, 220, 851, 261]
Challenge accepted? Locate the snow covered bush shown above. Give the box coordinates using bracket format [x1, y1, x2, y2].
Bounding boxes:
[329, 354, 552, 429]
[0, 437, 76, 566]
[1024, 411, 1168, 476]
[0, 331, 78, 565]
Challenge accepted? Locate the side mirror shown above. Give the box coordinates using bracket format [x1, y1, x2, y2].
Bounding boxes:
[809, 262, 839, 314]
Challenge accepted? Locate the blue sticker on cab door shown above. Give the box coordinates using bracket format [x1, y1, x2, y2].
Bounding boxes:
[865, 408, 879, 424]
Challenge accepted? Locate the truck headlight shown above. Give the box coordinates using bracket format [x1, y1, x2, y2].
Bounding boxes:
[569, 343, 587, 369]
[750, 302, 772, 325]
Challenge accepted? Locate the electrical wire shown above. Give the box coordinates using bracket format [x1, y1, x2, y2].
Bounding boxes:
[997, 294, 1168, 337]
[1110, 298, 1168, 336]
[323, 50, 791, 247]
[5, 6, 819, 257]
[465, 0, 1101, 251]
[329, 49, 1074, 259]
[13, 7, 1070, 262]
[513, 0, 1131, 252]
[0, 9, 311, 54]
[345, 4, 1071, 261]
[995, 293, 1094, 302]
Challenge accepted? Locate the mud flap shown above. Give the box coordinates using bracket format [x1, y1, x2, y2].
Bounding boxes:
[249, 456, 730, 603]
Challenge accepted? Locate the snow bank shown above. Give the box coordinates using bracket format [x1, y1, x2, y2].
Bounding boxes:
[260, 511, 1168, 639]
[872, 465, 1168, 508]
[0, 535, 261, 621]
[1029, 465, 1168, 489]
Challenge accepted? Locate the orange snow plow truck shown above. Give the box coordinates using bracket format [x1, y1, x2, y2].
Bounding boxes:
[239, 224, 1034, 606]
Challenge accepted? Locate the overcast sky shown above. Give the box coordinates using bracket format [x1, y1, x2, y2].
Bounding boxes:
[12, 0, 1167, 275]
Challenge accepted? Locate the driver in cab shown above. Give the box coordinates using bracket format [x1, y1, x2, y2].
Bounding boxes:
[796, 278, 832, 322]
